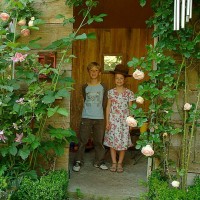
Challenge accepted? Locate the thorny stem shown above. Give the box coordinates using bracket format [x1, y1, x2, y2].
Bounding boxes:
[181, 63, 188, 189]
[185, 91, 200, 183]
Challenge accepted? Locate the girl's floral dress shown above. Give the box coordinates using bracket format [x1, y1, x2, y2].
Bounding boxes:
[104, 88, 134, 150]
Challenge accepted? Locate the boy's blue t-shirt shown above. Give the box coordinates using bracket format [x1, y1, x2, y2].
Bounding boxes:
[82, 84, 104, 119]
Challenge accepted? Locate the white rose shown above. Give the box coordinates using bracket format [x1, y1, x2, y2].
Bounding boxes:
[28, 20, 34, 27]
[171, 180, 180, 188]
[136, 96, 144, 104]
[126, 116, 138, 127]
[18, 19, 26, 26]
[132, 69, 145, 80]
[184, 103, 192, 111]
[141, 145, 154, 157]
[163, 132, 168, 137]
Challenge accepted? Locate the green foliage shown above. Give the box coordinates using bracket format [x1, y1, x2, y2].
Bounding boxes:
[0, 1, 105, 197]
[147, 171, 200, 200]
[130, 0, 200, 189]
[11, 170, 68, 200]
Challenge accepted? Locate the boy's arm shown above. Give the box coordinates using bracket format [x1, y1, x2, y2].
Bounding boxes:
[82, 83, 88, 101]
[102, 83, 108, 110]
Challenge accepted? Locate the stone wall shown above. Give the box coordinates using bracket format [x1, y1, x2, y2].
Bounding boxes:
[169, 63, 200, 174]
[19, 0, 73, 171]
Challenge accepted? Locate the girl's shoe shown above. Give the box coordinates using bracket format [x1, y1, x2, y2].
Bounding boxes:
[117, 163, 124, 173]
[110, 163, 117, 172]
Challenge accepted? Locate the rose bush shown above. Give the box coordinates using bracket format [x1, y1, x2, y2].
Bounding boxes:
[0, 2, 107, 196]
[128, 0, 200, 191]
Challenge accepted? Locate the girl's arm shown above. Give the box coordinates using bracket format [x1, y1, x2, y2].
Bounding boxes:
[128, 100, 133, 107]
[106, 98, 111, 130]
[129, 100, 134, 130]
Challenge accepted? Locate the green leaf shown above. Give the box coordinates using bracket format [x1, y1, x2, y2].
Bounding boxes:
[29, 26, 40, 31]
[31, 141, 40, 149]
[57, 108, 69, 116]
[87, 32, 96, 39]
[55, 14, 65, 19]
[140, 0, 146, 7]
[55, 89, 70, 98]
[127, 58, 139, 67]
[0, 85, 13, 92]
[18, 148, 30, 160]
[87, 18, 94, 25]
[22, 134, 36, 143]
[33, 19, 45, 26]
[54, 144, 64, 156]
[0, 147, 9, 157]
[75, 33, 87, 40]
[47, 106, 59, 117]
[42, 93, 56, 104]
[9, 145, 17, 156]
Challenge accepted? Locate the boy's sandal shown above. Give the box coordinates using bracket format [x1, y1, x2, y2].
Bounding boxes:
[117, 163, 124, 173]
[110, 163, 117, 172]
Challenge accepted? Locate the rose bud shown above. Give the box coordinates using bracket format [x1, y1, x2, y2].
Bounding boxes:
[18, 19, 26, 26]
[21, 29, 30, 37]
[136, 96, 144, 104]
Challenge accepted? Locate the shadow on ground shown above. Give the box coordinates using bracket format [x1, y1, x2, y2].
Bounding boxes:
[67, 147, 148, 200]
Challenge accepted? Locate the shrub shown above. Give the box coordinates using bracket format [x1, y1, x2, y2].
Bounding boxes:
[11, 170, 68, 200]
[147, 170, 200, 200]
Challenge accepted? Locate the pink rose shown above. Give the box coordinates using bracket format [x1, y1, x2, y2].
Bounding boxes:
[0, 13, 10, 21]
[126, 116, 138, 127]
[132, 69, 145, 80]
[21, 29, 30, 37]
[18, 19, 26, 26]
[15, 133, 23, 143]
[141, 145, 154, 156]
[11, 53, 27, 63]
[184, 103, 192, 111]
[15, 97, 25, 104]
[0, 130, 7, 143]
[136, 96, 144, 104]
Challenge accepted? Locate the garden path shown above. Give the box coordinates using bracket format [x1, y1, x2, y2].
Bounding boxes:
[68, 147, 148, 200]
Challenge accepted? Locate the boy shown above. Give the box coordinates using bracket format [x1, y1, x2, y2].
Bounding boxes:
[73, 62, 108, 172]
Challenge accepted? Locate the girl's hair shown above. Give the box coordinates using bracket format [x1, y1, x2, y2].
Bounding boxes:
[87, 62, 101, 72]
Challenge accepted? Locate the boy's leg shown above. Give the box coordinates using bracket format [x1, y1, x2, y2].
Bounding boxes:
[92, 119, 106, 166]
[75, 118, 92, 163]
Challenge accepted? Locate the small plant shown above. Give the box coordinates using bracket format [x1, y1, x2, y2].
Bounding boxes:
[76, 188, 84, 199]
[11, 170, 68, 200]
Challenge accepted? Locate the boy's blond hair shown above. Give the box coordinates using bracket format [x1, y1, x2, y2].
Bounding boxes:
[87, 62, 101, 72]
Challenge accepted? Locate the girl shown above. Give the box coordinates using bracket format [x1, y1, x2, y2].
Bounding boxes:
[104, 64, 134, 173]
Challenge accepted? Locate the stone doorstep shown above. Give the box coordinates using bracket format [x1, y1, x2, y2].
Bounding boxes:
[67, 191, 140, 200]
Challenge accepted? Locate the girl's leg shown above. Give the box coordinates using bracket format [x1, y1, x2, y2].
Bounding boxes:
[110, 147, 117, 172]
[117, 150, 125, 172]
